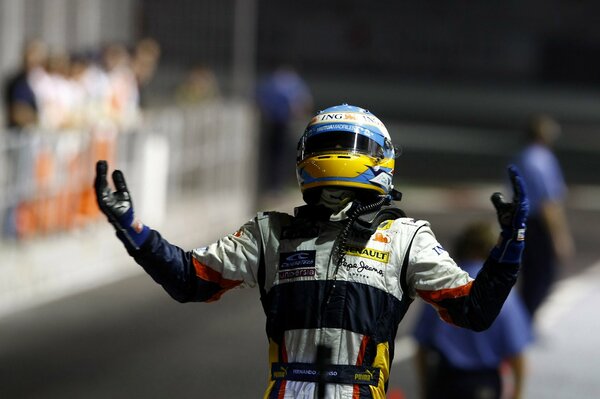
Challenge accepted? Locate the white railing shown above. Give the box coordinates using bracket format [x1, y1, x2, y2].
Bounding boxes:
[0, 99, 258, 318]
[0, 99, 258, 241]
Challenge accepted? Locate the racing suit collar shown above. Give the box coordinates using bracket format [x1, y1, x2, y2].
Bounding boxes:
[312, 188, 356, 222]
[317, 188, 355, 213]
[293, 188, 356, 222]
[293, 201, 356, 223]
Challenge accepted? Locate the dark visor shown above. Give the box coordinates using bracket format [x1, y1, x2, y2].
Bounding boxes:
[298, 131, 394, 161]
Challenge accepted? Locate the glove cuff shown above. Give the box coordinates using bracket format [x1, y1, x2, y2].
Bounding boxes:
[116, 209, 150, 249]
[500, 226, 526, 241]
[490, 234, 525, 264]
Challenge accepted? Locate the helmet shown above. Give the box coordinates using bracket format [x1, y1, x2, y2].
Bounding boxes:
[296, 104, 397, 200]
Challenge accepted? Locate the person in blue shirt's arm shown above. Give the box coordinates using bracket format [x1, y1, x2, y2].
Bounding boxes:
[412, 221, 533, 399]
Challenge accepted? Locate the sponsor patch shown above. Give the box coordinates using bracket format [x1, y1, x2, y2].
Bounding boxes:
[341, 258, 384, 277]
[279, 250, 316, 270]
[432, 245, 446, 255]
[377, 220, 394, 230]
[345, 247, 389, 263]
[373, 232, 391, 243]
[279, 250, 316, 280]
[310, 112, 388, 134]
[279, 268, 316, 280]
[369, 171, 392, 188]
[131, 219, 144, 233]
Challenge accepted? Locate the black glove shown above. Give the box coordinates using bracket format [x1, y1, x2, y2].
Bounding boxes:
[95, 160, 150, 250]
[489, 165, 529, 263]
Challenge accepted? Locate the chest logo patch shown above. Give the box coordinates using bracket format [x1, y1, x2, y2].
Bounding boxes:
[345, 247, 389, 263]
[279, 250, 316, 280]
[279, 251, 316, 269]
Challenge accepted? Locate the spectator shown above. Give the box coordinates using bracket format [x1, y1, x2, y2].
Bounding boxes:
[102, 43, 141, 130]
[175, 64, 221, 105]
[514, 114, 575, 320]
[3, 39, 47, 129]
[2, 39, 47, 238]
[131, 37, 161, 107]
[412, 220, 533, 399]
[4, 39, 152, 133]
[75, 51, 112, 127]
[66, 54, 93, 129]
[255, 64, 313, 199]
[30, 50, 74, 130]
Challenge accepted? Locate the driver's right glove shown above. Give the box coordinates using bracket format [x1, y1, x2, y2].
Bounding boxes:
[94, 160, 150, 251]
[489, 165, 529, 264]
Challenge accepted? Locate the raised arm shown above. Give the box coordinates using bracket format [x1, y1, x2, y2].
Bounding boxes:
[414, 165, 529, 331]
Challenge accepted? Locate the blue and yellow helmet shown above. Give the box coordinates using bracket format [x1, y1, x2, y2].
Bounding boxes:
[296, 104, 397, 198]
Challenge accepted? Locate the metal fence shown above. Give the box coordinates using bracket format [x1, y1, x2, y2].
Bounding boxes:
[0, 99, 258, 317]
[0, 99, 258, 241]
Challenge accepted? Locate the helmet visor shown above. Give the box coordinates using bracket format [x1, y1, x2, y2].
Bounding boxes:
[298, 131, 396, 162]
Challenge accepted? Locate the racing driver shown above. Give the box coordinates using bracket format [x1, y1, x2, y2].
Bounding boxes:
[95, 104, 528, 399]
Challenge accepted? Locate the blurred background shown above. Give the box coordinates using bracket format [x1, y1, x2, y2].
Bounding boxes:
[1, 1, 600, 398]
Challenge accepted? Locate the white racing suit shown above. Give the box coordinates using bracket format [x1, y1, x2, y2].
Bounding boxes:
[131, 203, 519, 399]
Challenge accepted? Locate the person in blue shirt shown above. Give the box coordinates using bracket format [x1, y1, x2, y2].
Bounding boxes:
[255, 64, 313, 199]
[4, 39, 47, 129]
[412, 220, 533, 399]
[514, 114, 574, 319]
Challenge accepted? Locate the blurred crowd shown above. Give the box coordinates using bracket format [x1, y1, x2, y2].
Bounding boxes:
[4, 37, 161, 132]
[1, 38, 161, 240]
